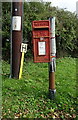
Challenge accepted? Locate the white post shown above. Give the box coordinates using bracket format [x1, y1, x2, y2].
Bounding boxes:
[49, 17, 56, 99]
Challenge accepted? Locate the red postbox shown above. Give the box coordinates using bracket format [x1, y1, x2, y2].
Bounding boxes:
[32, 20, 50, 63]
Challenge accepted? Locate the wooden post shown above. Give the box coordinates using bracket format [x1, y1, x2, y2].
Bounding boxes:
[11, 1, 23, 79]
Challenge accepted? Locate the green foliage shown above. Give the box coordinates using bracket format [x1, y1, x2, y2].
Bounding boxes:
[2, 3, 11, 38]
[2, 57, 77, 119]
[55, 9, 77, 57]
[2, 2, 78, 59]
[2, 3, 11, 60]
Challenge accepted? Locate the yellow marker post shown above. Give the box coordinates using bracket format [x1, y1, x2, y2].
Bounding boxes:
[19, 43, 27, 79]
[19, 52, 25, 79]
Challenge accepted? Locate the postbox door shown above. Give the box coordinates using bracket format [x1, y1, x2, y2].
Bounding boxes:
[32, 20, 50, 63]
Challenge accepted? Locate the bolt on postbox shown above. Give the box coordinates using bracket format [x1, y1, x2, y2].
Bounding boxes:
[32, 20, 51, 63]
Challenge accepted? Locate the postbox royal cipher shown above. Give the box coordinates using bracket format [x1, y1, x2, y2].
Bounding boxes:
[32, 20, 50, 63]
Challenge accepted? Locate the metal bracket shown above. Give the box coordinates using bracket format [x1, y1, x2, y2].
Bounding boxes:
[49, 58, 56, 72]
[49, 89, 56, 100]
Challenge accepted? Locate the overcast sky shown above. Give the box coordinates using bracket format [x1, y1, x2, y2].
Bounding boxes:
[44, 0, 78, 13]
[4, 0, 77, 13]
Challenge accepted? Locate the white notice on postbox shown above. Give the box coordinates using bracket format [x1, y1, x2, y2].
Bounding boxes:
[12, 16, 21, 31]
[38, 42, 46, 55]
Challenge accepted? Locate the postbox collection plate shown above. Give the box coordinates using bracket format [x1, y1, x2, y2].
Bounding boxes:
[32, 20, 50, 63]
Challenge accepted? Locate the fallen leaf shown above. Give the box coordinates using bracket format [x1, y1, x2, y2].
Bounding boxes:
[52, 115, 56, 119]
[72, 114, 76, 118]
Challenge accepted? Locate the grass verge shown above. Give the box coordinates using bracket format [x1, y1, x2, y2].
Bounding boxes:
[2, 57, 77, 119]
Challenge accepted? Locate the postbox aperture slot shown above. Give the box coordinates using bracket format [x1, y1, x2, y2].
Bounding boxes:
[33, 29, 50, 38]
